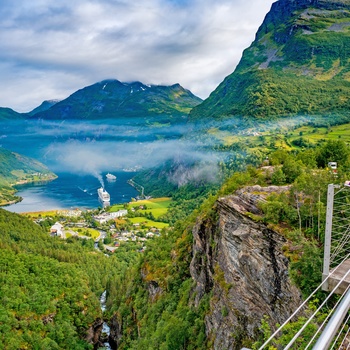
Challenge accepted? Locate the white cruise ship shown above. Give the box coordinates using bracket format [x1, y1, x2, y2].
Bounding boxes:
[106, 173, 116, 180]
[98, 187, 110, 202]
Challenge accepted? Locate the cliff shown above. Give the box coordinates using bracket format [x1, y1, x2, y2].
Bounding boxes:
[108, 185, 302, 349]
[190, 187, 302, 349]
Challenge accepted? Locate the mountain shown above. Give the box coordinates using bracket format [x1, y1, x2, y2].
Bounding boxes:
[0, 147, 54, 183]
[30, 80, 202, 120]
[27, 99, 60, 116]
[0, 147, 56, 205]
[0, 107, 24, 120]
[190, 0, 350, 120]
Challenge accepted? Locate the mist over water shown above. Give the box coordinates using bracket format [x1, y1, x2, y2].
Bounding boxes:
[0, 113, 311, 212]
[0, 114, 320, 212]
[0, 117, 213, 211]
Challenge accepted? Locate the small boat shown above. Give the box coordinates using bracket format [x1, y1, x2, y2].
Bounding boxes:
[106, 173, 116, 180]
[98, 187, 110, 202]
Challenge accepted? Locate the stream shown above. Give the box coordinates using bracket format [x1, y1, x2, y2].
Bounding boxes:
[95, 232, 113, 349]
[99, 290, 112, 350]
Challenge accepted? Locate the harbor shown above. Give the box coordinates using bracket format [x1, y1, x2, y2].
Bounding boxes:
[5, 172, 139, 213]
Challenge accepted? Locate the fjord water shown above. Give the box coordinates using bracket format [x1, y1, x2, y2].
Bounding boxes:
[6, 171, 139, 213]
[0, 118, 186, 212]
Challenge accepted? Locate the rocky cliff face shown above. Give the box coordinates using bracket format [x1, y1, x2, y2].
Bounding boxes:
[85, 318, 104, 348]
[190, 188, 302, 349]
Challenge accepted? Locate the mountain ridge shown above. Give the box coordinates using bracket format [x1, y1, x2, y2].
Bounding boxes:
[29, 79, 202, 120]
[0, 107, 24, 120]
[28, 99, 61, 116]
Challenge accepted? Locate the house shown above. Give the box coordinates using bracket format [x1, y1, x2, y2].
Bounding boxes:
[94, 215, 108, 224]
[94, 210, 128, 224]
[58, 209, 82, 217]
[110, 210, 128, 218]
[50, 222, 64, 237]
[105, 246, 118, 253]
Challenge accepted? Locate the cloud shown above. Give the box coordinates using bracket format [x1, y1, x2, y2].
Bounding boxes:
[44, 137, 219, 173]
[0, 0, 274, 112]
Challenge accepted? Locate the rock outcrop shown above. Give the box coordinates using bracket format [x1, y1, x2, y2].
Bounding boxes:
[109, 315, 122, 349]
[85, 318, 104, 348]
[190, 188, 302, 349]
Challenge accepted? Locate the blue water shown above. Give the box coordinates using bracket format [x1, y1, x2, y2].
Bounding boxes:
[6, 171, 139, 213]
[0, 118, 186, 213]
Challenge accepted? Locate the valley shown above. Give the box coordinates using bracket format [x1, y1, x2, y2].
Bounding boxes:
[3, 0, 350, 348]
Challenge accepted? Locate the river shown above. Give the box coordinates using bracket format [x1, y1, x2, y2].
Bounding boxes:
[99, 291, 112, 350]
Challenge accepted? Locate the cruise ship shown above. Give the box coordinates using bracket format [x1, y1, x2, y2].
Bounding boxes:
[98, 187, 110, 202]
[106, 173, 116, 180]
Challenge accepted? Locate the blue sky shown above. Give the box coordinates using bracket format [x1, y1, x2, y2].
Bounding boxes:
[0, 0, 274, 112]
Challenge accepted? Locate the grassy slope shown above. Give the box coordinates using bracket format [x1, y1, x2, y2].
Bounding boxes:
[109, 197, 172, 229]
[190, 2, 350, 120]
[0, 148, 56, 205]
[129, 197, 172, 218]
[209, 121, 350, 156]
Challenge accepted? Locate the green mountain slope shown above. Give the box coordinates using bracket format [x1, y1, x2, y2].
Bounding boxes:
[31, 80, 202, 120]
[190, 0, 350, 120]
[0, 107, 23, 120]
[0, 147, 55, 184]
[27, 99, 60, 116]
[0, 148, 56, 205]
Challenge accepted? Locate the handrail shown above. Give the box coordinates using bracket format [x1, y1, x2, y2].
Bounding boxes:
[312, 287, 350, 350]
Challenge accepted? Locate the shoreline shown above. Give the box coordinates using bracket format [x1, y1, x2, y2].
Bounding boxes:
[0, 174, 58, 208]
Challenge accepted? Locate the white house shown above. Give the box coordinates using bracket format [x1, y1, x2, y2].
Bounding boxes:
[50, 222, 64, 237]
[110, 210, 128, 218]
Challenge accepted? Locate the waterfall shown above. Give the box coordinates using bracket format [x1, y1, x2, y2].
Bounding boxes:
[99, 290, 112, 350]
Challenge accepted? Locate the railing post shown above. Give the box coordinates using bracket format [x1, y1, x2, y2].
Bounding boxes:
[322, 184, 337, 291]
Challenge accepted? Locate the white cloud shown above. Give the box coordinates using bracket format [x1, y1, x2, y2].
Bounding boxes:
[0, 0, 274, 112]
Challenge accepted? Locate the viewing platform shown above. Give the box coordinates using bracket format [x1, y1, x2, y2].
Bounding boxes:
[323, 259, 350, 294]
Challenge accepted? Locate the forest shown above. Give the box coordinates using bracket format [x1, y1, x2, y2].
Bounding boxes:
[107, 139, 350, 349]
[0, 208, 139, 349]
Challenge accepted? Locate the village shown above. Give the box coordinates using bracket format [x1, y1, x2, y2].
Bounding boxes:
[29, 197, 172, 254]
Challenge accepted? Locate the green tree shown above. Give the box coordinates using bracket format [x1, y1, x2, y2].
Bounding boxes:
[316, 140, 350, 168]
[271, 168, 286, 185]
[282, 158, 303, 183]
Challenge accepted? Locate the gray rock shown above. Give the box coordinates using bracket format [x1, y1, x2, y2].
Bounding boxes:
[190, 192, 302, 349]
